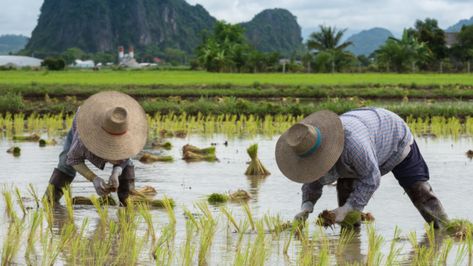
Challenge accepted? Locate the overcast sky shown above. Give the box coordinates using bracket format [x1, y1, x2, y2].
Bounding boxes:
[1, 0, 472, 38]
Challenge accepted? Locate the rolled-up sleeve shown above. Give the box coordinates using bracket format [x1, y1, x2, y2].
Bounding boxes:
[346, 142, 381, 211]
[302, 180, 324, 205]
[66, 132, 86, 166]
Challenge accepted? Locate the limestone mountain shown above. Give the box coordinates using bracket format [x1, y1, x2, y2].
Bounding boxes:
[24, 0, 217, 55]
[240, 9, 303, 55]
[446, 16, 473, 32]
[346, 28, 393, 56]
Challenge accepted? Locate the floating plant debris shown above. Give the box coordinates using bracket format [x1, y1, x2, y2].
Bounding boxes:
[139, 153, 174, 163]
[244, 144, 270, 176]
[135, 186, 158, 197]
[151, 140, 172, 150]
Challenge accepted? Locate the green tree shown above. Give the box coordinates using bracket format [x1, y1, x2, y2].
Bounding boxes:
[409, 18, 447, 70]
[307, 25, 354, 72]
[375, 30, 431, 72]
[62, 48, 86, 65]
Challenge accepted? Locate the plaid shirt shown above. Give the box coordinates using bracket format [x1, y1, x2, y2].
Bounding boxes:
[302, 108, 414, 210]
[66, 111, 129, 170]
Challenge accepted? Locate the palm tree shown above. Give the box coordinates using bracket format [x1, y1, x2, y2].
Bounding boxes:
[307, 25, 353, 72]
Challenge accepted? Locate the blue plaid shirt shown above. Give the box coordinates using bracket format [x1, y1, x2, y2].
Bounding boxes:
[302, 108, 414, 210]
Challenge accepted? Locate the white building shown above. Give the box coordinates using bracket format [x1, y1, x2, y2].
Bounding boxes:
[74, 59, 95, 68]
[0, 55, 42, 68]
[118, 46, 140, 68]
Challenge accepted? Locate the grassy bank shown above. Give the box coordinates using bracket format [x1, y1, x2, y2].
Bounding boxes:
[1, 70, 473, 86]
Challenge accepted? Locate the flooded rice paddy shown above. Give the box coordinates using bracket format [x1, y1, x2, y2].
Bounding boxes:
[1, 132, 473, 265]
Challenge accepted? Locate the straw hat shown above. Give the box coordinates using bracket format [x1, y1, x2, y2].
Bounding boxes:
[77, 91, 148, 161]
[275, 110, 344, 183]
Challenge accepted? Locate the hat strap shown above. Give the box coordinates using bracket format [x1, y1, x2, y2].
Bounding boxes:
[102, 126, 127, 136]
[301, 127, 322, 157]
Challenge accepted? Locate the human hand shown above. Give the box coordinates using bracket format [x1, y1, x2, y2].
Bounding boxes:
[108, 166, 122, 192]
[332, 203, 354, 223]
[294, 201, 314, 223]
[92, 176, 110, 196]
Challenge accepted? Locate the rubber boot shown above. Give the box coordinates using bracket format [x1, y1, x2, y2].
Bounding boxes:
[117, 165, 135, 206]
[404, 181, 449, 229]
[44, 168, 75, 203]
[336, 178, 361, 228]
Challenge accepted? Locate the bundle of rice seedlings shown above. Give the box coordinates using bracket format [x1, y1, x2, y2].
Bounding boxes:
[13, 133, 40, 142]
[128, 196, 175, 209]
[135, 186, 158, 196]
[317, 210, 372, 228]
[183, 144, 215, 155]
[159, 129, 174, 138]
[7, 146, 21, 157]
[229, 189, 252, 202]
[39, 139, 57, 147]
[244, 144, 270, 176]
[207, 193, 229, 204]
[72, 196, 117, 206]
[139, 153, 174, 163]
[151, 140, 172, 150]
[443, 219, 473, 239]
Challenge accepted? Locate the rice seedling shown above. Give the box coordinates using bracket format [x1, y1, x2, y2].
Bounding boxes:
[72, 195, 117, 206]
[14, 187, 26, 217]
[337, 228, 357, 254]
[180, 219, 197, 266]
[385, 226, 402, 266]
[183, 207, 200, 230]
[244, 144, 271, 176]
[1, 219, 24, 265]
[128, 196, 176, 209]
[138, 203, 156, 242]
[437, 237, 453, 265]
[443, 219, 473, 239]
[366, 224, 384, 266]
[207, 193, 229, 204]
[182, 144, 217, 162]
[135, 186, 158, 197]
[139, 153, 174, 163]
[27, 184, 40, 208]
[90, 195, 110, 228]
[242, 203, 255, 231]
[2, 189, 17, 220]
[61, 187, 74, 220]
[220, 206, 241, 232]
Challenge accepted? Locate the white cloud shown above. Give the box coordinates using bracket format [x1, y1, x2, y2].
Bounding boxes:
[0, 0, 471, 37]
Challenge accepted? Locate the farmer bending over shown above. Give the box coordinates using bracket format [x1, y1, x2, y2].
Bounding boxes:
[275, 108, 449, 228]
[44, 91, 148, 205]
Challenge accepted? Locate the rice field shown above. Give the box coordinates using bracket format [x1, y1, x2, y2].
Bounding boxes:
[1, 70, 473, 86]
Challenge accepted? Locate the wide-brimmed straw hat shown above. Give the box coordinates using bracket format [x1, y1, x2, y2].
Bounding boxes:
[77, 91, 148, 161]
[275, 110, 344, 184]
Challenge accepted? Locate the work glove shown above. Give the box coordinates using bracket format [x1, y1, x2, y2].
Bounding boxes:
[294, 201, 314, 223]
[108, 166, 123, 192]
[332, 203, 354, 223]
[92, 176, 110, 196]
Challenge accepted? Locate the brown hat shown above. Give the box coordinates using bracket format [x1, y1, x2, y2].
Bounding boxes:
[77, 91, 148, 161]
[275, 110, 344, 183]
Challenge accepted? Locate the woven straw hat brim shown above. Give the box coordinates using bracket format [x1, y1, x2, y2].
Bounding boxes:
[275, 110, 344, 184]
[77, 91, 148, 161]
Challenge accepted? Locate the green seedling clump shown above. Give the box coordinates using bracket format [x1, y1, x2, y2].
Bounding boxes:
[207, 193, 229, 204]
[443, 219, 473, 239]
[245, 144, 270, 176]
[318, 210, 372, 228]
[139, 153, 174, 163]
[129, 196, 175, 208]
[7, 146, 21, 157]
[39, 139, 57, 147]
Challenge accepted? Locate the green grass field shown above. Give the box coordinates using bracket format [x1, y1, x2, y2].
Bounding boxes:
[1, 69, 473, 86]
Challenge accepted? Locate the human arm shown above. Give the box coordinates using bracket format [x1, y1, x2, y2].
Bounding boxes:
[295, 181, 324, 222]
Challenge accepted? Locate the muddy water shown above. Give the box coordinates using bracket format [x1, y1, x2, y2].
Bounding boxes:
[1, 134, 473, 265]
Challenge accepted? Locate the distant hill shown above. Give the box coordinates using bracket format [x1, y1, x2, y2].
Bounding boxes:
[0, 35, 29, 55]
[446, 16, 473, 32]
[346, 28, 393, 56]
[23, 0, 303, 57]
[241, 9, 303, 55]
